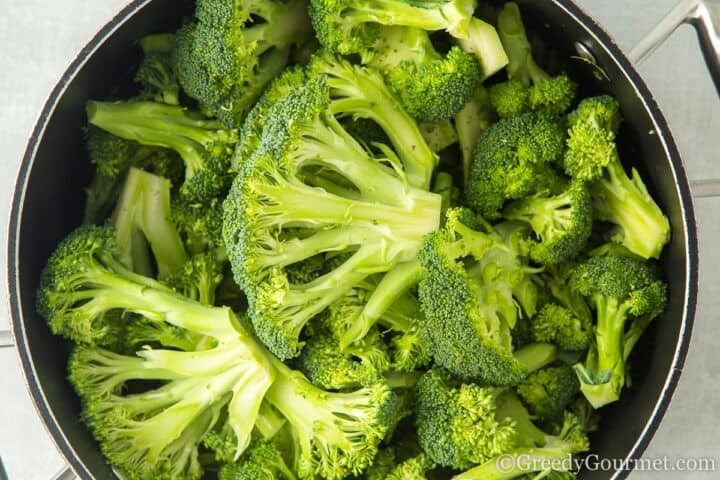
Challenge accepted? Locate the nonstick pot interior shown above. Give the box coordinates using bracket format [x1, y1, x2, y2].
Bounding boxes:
[7, 1, 698, 479]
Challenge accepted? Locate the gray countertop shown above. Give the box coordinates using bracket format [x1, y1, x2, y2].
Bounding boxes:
[0, 1, 718, 478]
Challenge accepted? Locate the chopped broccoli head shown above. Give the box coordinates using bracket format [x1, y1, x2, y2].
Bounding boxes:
[87, 101, 237, 202]
[531, 303, 592, 352]
[489, 79, 529, 118]
[465, 112, 567, 220]
[218, 440, 297, 480]
[386, 453, 435, 479]
[171, 197, 225, 255]
[223, 69, 441, 360]
[369, 26, 481, 122]
[503, 180, 593, 265]
[571, 255, 668, 408]
[173, 0, 313, 126]
[417, 209, 538, 384]
[166, 252, 224, 306]
[490, 74, 577, 118]
[516, 365, 580, 420]
[135, 48, 180, 106]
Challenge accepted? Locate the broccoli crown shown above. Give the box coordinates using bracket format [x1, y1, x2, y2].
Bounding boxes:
[370, 26, 481, 122]
[135, 50, 180, 106]
[223, 71, 441, 359]
[86, 127, 138, 178]
[298, 329, 390, 390]
[489, 79, 529, 118]
[171, 197, 225, 255]
[218, 440, 296, 480]
[166, 252, 224, 306]
[415, 368, 517, 469]
[564, 95, 622, 181]
[465, 112, 567, 220]
[87, 101, 237, 202]
[531, 303, 591, 352]
[490, 74, 577, 118]
[173, 0, 312, 126]
[503, 180, 593, 265]
[516, 365, 580, 420]
[309, 0, 475, 56]
[417, 209, 534, 385]
[386, 453, 435, 479]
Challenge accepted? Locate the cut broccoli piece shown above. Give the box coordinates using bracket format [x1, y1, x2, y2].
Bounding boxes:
[530, 303, 592, 352]
[166, 252, 224, 306]
[135, 33, 180, 105]
[218, 440, 297, 480]
[171, 197, 225, 256]
[455, 85, 495, 186]
[516, 365, 580, 420]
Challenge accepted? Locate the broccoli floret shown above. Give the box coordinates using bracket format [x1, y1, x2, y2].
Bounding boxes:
[417, 208, 542, 384]
[503, 180, 593, 265]
[111, 167, 188, 278]
[542, 263, 594, 329]
[563, 96, 670, 259]
[455, 85, 495, 185]
[530, 303, 591, 352]
[386, 453, 435, 479]
[223, 70, 441, 360]
[298, 329, 390, 390]
[135, 34, 180, 105]
[166, 252, 224, 306]
[516, 365, 580, 420]
[365, 448, 397, 480]
[171, 197, 225, 256]
[39, 225, 397, 480]
[173, 0, 313, 126]
[465, 112, 567, 220]
[493, 3, 577, 115]
[219, 440, 297, 480]
[87, 101, 237, 202]
[368, 26, 481, 122]
[571, 255, 668, 408]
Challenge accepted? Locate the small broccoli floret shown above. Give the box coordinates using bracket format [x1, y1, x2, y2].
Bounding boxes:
[365, 447, 397, 480]
[563, 96, 670, 259]
[489, 79, 529, 118]
[298, 329, 390, 390]
[503, 181, 593, 265]
[571, 255, 668, 408]
[495, 3, 577, 115]
[386, 453, 435, 479]
[223, 70, 441, 359]
[171, 197, 225, 256]
[87, 101, 237, 202]
[368, 26, 481, 122]
[465, 112, 567, 220]
[417, 208, 541, 384]
[174, 0, 313, 126]
[531, 303, 591, 352]
[135, 34, 180, 105]
[516, 365, 580, 420]
[218, 440, 297, 480]
[166, 252, 224, 306]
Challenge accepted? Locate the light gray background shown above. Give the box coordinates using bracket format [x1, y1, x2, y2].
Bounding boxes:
[0, 1, 718, 479]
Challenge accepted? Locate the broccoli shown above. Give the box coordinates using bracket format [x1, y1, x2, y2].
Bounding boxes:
[174, 0, 313, 126]
[298, 328, 391, 390]
[417, 208, 542, 384]
[166, 252, 224, 306]
[455, 85, 495, 185]
[571, 255, 668, 408]
[223, 71, 442, 360]
[503, 180, 593, 265]
[38, 225, 398, 480]
[516, 365, 580, 420]
[465, 112, 567, 220]
[386, 453, 435, 479]
[530, 303, 592, 352]
[420, 120, 459, 153]
[218, 440, 297, 480]
[110, 167, 187, 278]
[491, 3, 577, 116]
[122, 315, 206, 353]
[134, 33, 180, 105]
[367, 26, 482, 122]
[542, 263, 594, 329]
[563, 95, 670, 259]
[87, 101, 238, 202]
[171, 197, 225, 256]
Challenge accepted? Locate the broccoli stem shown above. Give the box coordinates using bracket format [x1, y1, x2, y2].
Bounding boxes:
[339, 260, 425, 349]
[385, 370, 423, 389]
[513, 343, 558, 373]
[451, 448, 573, 480]
[456, 85, 495, 186]
[497, 2, 549, 86]
[591, 161, 670, 259]
[458, 18, 510, 79]
[254, 402, 287, 440]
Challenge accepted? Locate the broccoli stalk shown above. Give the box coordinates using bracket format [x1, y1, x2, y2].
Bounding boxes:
[111, 167, 187, 278]
[456, 85, 495, 186]
[87, 101, 237, 202]
[571, 256, 668, 408]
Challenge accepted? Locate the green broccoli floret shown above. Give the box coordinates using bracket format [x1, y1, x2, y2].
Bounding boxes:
[465, 112, 567, 220]
[386, 453, 435, 479]
[135, 34, 180, 105]
[542, 263, 593, 329]
[87, 101, 237, 202]
[298, 328, 390, 390]
[571, 255, 668, 408]
[110, 167, 188, 278]
[563, 96, 670, 259]
[219, 440, 297, 480]
[223, 69, 441, 360]
[38, 225, 397, 480]
[166, 252, 224, 306]
[173, 0, 313, 126]
[367, 26, 481, 122]
[530, 303, 591, 352]
[365, 447, 398, 480]
[516, 365, 580, 420]
[417, 208, 542, 384]
[503, 180, 593, 265]
[455, 85, 495, 185]
[171, 197, 225, 256]
[492, 3, 577, 116]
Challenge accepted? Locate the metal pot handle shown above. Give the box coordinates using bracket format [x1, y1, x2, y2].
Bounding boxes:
[630, 0, 720, 198]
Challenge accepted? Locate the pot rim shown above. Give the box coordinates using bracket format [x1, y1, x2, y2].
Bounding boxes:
[5, 1, 699, 479]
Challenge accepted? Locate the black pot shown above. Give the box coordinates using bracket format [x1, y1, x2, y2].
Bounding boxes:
[5, 0, 707, 478]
